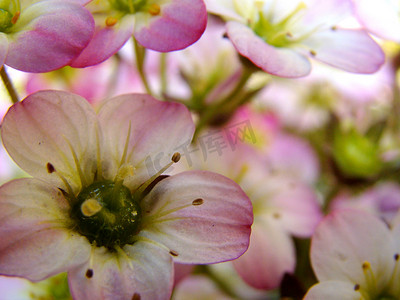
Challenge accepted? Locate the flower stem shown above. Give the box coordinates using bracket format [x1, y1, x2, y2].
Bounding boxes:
[0, 66, 19, 104]
[133, 37, 152, 95]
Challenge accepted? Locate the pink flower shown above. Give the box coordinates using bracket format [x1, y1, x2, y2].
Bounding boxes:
[305, 210, 400, 299]
[0, 0, 94, 72]
[71, 0, 207, 67]
[205, 0, 384, 77]
[0, 90, 253, 300]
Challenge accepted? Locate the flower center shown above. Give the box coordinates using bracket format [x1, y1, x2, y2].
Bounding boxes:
[353, 255, 400, 300]
[70, 180, 141, 249]
[0, 0, 20, 32]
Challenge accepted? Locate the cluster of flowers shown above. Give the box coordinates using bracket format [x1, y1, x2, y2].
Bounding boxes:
[0, 0, 399, 299]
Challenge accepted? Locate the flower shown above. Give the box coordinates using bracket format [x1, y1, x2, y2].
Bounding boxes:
[0, 0, 94, 72]
[305, 210, 400, 299]
[70, 0, 208, 67]
[0, 90, 253, 299]
[205, 0, 384, 77]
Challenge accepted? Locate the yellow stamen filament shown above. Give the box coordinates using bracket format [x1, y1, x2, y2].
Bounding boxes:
[148, 4, 161, 16]
[361, 261, 378, 296]
[105, 16, 118, 27]
[81, 198, 103, 217]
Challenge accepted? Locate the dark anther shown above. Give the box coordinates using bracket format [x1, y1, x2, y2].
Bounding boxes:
[85, 268, 93, 278]
[169, 250, 178, 257]
[132, 293, 141, 300]
[46, 162, 55, 173]
[192, 198, 204, 206]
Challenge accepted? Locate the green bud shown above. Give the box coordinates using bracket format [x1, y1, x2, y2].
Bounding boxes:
[333, 127, 382, 178]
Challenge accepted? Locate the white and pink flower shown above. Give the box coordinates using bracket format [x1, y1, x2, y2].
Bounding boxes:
[0, 90, 253, 299]
[305, 210, 400, 299]
[0, 0, 94, 72]
[71, 0, 208, 67]
[205, 0, 384, 77]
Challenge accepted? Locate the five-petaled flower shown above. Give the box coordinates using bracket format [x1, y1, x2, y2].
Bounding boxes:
[305, 210, 400, 300]
[0, 0, 95, 72]
[0, 90, 253, 300]
[70, 0, 208, 67]
[205, 0, 385, 78]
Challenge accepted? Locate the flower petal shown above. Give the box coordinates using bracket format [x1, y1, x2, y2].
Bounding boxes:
[6, 0, 94, 72]
[303, 28, 385, 74]
[0, 178, 90, 281]
[140, 170, 253, 264]
[304, 281, 360, 300]
[134, 0, 207, 52]
[232, 217, 295, 290]
[311, 210, 393, 286]
[1, 90, 98, 193]
[97, 94, 194, 190]
[226, 21, 311, 78]
[69, 241, 173, 300]
[70, 15, 135, 68]
[0, 33, 9, 67]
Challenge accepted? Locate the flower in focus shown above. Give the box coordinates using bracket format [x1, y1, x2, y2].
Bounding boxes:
[0, 0, 94, 72]
[0, 90, 253, 299]
[205, 0, 384, 77]
[71, 0, 207, 67]
[305, 210, 400, 299]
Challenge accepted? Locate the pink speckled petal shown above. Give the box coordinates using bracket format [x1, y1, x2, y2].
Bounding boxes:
[134, 0, 207, 52]
[140, 171, 253, 264]
[303, 28, 385, 74]
[0, 179, 90, 281]
[6, 0, 94, 72]
[69, 241, 173, 300]
[226, 21, 311, 78]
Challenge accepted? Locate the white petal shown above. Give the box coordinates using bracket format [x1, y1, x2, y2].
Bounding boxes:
[304, 281, 361, 300]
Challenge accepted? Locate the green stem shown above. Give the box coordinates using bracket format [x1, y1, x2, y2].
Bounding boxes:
[160, 52, 167, 97]
[133, 37, 152, 95]
[0, 66, 19, 104]
[193, 68, 253, 140]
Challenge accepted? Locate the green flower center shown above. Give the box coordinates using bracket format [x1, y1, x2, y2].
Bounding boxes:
[109, 0, 147, 13]
[70, 180, 141, 249]
[0, 0, 20, 32]
[0, 9, 13, 31]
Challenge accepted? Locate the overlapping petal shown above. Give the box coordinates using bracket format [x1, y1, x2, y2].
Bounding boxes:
[0, 178, 90, 281]
[1, 90, 98, 193]
[0, 34, 9, 67]
[70, 15, 135, 68]
[140, 171, 253, 264]
[302, 29, 385, 74]
[69, 241, 173, 300]
[134, 0, 207, 52]
[305, 281, 360, 300]
[97, 94, 195, 190]
[6, 0, 95, 72]
[232, 217, 295, 290]
[226, 21, 311, 78]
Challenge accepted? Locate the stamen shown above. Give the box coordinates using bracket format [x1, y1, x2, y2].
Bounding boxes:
[11, 11, 19, 24]
[132, 293, 141, 300]
[85, 268, 93, 278]
[105, 16, 118, 27]
[63, 136, 89, 188]
[192, 198, 204, 206]
[95, 122, 103, 181]
[387, 253, 400, 297]
[46, 162, 55, 174]
[310, 50, 317, 56]
[115, 246, 133, 270]
[81, 198, 103, 217]
[148, 4, 161, 16]
[169, 250, 178, 256]
[134, 152, 181, 198]
[361, 261, 378, 296]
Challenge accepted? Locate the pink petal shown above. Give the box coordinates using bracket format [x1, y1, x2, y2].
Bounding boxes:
[304, 281, 360, 300]
[134, 0, 207, 52]
[0, 33, 9, 67]
[69, 241, 173, 300]
[70, 15, 135, 68]
[6, 0, 94, 72]
[268, 181, 322, 237]
[0, 178, 90, 281]
[311, 210, 394, 284]
[232, 218, 295, 290]
[226, 21, 311, 78]
[1, 90, 98, 194]
[140, 171, 253, 264]
[97, 94, 194, 190]
[303, 28, 385, 74]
